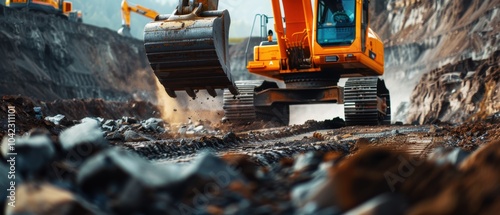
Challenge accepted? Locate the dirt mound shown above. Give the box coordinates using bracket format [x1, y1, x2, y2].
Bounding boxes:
[0, 96, 58, 140]
[0, 5, 157, 102]
[444, 118, 500, 151]
[0, 95, 160, 140]
[408, 51, 500, 124]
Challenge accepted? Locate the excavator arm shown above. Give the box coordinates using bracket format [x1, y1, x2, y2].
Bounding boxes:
[118, 0, 159, 37]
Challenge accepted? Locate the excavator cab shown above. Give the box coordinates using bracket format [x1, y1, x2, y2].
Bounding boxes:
[143, 0, 237, 98]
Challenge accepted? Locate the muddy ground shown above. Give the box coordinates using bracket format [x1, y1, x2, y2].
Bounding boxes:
[1, 95, 499, 214]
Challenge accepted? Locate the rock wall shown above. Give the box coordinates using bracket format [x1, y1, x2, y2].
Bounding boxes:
[0, 5, 158, 102]
[371, 0, 500, 122]
[407, 51, 499, 124]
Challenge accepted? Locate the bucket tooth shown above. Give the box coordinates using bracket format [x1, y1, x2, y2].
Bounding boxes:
[206, 86, 217, 97]
[166, 88, 177, 98]
[228, 85, 239, 95]
[185, 88, 197, 99]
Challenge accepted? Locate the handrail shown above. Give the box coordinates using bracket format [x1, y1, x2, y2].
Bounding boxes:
[245, 14, 273, 67]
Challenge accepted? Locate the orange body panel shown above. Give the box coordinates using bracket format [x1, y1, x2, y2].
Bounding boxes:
[247, 45, 282, 79]
[6, 0, 73, 14]
[32, 0, 58, 8]
[248, 0, 384, 80]
[62, 1, 72, 13]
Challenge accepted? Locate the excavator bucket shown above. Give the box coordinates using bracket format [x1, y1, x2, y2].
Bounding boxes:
[144, 2, 236, 98]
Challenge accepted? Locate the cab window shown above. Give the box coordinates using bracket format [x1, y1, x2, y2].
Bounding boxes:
[317, 0, 356, 46]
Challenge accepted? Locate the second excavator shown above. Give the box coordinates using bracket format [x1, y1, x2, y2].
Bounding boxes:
[6, 0, 83, 22]
[144, 0, 390, 126]
[118, 0, 159, 37]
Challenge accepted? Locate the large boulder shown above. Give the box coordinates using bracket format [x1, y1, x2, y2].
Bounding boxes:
[77, 149, 244, 214]
[59, 120, 108, 166]
[1, 132, 55, 180]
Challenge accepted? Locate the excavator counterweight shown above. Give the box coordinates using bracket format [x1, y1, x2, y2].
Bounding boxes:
[143, 1, 236, 98]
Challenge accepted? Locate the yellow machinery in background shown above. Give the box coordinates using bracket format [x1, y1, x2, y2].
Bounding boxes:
[144, 0, 390, 125]
[6, 0, 82, 22]
[118, 0, 159, 37]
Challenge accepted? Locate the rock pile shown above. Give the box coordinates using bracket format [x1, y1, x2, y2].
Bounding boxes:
[0, 96, 162, 141]
[1, 120, 499, 214]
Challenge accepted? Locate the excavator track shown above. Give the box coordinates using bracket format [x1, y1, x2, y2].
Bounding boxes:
[222, 81, 262, 122]
[223, 80, 290, 125]
[344, 77, 390, 126]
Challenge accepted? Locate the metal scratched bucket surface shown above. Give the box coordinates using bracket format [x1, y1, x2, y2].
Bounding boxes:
[144, 9, 234, 98]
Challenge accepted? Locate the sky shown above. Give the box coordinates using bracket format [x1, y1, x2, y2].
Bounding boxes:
[218, 1, 274, 37]
[0, 0, 277, 38]
[144, 0, 275, 38]
[120, 0, 273, 38]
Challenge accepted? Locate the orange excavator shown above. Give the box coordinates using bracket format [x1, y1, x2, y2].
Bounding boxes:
[144, 0, 390, 125]
[6, 0, 82, 22]
[118, 0, 159, 37]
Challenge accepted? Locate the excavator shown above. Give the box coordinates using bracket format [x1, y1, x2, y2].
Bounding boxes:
[144, 0, 390, 126]
[118, 0, 159, 37]
[5, 0, 82, 22]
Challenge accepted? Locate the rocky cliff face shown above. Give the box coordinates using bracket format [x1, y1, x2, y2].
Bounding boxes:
[0, 5, 157, 102]
[371, 0, 500, 122]
[407, 51, 499, 124]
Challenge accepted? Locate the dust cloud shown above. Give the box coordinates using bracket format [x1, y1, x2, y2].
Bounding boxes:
[290, 104, 344, 125]
[154, 77, 224, 125]
[289, 79, 347, 125]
